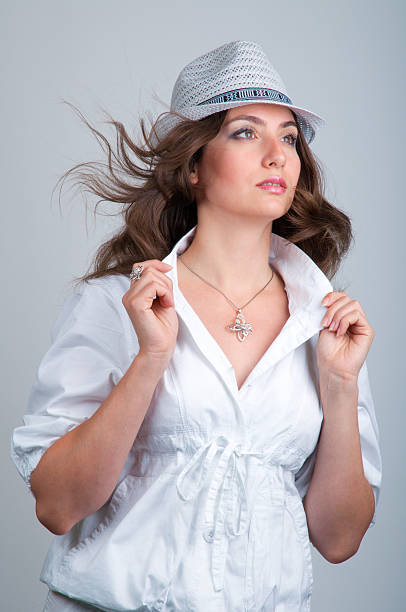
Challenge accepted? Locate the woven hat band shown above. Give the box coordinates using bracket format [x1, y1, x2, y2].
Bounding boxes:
[198, 87, 292, 108]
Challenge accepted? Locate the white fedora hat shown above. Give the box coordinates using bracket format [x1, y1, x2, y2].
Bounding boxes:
[152, 40, 325, 145]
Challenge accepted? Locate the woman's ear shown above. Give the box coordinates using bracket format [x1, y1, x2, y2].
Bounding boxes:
[190, 167, 199, 185]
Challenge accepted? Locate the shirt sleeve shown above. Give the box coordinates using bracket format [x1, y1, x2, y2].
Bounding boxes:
[356, 359, 382, 527]
[295, 359, 382, 528]
[10, 278, 133, 496]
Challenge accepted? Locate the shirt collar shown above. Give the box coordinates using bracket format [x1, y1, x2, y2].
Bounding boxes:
[162, 224, 334, 388]
[162, 223, 333, 326]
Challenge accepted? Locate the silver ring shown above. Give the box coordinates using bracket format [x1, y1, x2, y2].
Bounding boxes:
[130, 264, 144, 282]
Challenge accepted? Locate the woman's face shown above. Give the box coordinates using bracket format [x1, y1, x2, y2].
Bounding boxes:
[191, 103, 301, 222]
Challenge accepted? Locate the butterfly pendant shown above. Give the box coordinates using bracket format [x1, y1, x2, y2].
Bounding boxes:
[226, 308, 253, 342]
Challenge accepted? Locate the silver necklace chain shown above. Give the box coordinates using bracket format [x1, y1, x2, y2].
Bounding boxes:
[177, 254, 274, 342]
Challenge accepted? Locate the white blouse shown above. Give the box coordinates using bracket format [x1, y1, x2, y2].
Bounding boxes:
[10, 224, 382, 612]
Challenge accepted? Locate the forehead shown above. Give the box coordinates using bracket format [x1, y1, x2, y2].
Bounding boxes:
[224, 103, 296, 124]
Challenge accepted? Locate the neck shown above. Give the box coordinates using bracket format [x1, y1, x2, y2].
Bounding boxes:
[178, 219, 275, 302]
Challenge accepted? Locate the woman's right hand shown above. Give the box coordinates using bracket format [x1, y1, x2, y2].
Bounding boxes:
[122, 260, 179, 366]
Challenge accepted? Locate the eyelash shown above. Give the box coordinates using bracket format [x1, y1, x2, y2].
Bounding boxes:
[232, 127, 298, 146]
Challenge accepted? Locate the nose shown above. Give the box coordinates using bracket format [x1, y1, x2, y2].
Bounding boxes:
[262, 136, 286, 169]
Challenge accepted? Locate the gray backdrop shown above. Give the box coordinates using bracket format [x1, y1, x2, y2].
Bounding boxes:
[2, 1, 404, 610]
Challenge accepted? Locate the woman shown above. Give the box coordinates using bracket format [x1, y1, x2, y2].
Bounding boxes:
[10, 40, 382, 611]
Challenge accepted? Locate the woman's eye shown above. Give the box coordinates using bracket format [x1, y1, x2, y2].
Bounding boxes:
[283, 133, 298, 146]
[232, 127, 256, 140]
[232, 128, 297, 146]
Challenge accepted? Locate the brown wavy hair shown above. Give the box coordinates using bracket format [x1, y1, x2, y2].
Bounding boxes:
[54, 102, 353, 289]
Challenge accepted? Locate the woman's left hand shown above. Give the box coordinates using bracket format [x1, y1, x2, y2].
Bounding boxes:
[316, 291, 375, 381]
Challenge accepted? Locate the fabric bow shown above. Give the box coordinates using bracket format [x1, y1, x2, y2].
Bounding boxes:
[176, 435, 264, 592]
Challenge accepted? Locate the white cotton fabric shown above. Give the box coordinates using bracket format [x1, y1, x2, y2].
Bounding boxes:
[10, 224, 382, 612]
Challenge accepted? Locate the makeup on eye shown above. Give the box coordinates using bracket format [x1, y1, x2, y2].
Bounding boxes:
[231, 126, 298, 146]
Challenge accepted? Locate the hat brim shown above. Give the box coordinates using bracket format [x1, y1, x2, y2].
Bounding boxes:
[150, 99, 325, 146]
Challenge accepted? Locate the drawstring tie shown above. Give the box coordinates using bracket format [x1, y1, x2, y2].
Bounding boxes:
[176, 435, 264, 592]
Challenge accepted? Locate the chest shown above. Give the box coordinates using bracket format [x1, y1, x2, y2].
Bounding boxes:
[176, 263, 291, 391]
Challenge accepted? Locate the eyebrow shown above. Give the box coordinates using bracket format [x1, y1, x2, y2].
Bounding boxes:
[224, 115, 297, 130]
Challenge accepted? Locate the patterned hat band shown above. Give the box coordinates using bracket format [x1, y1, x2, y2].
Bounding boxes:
[151, 40, 326, 146]
[198, 87, 292, 107]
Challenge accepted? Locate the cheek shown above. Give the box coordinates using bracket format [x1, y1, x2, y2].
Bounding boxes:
[290, 155, 301, 183]
[200, 148, 243, 189]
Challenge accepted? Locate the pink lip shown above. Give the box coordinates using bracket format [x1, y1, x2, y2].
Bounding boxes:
[256, 176, 287, 191]
[257, 176, 287, 187]
[258, 184, 286, 194]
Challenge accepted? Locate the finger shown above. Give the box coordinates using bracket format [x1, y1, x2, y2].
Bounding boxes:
[335, 309, 372, 337]
[151, 280, 175, 308]
[124, 269, 174, 310]
[322, 292, 367, 316]
[321, 295, 352, 327]
[325, 300, 367, 332]
[137, 279, 174, 309]
[321, 291, 348, 306]
[130, 260, 172, 284]
[131, 266, 174, 294]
